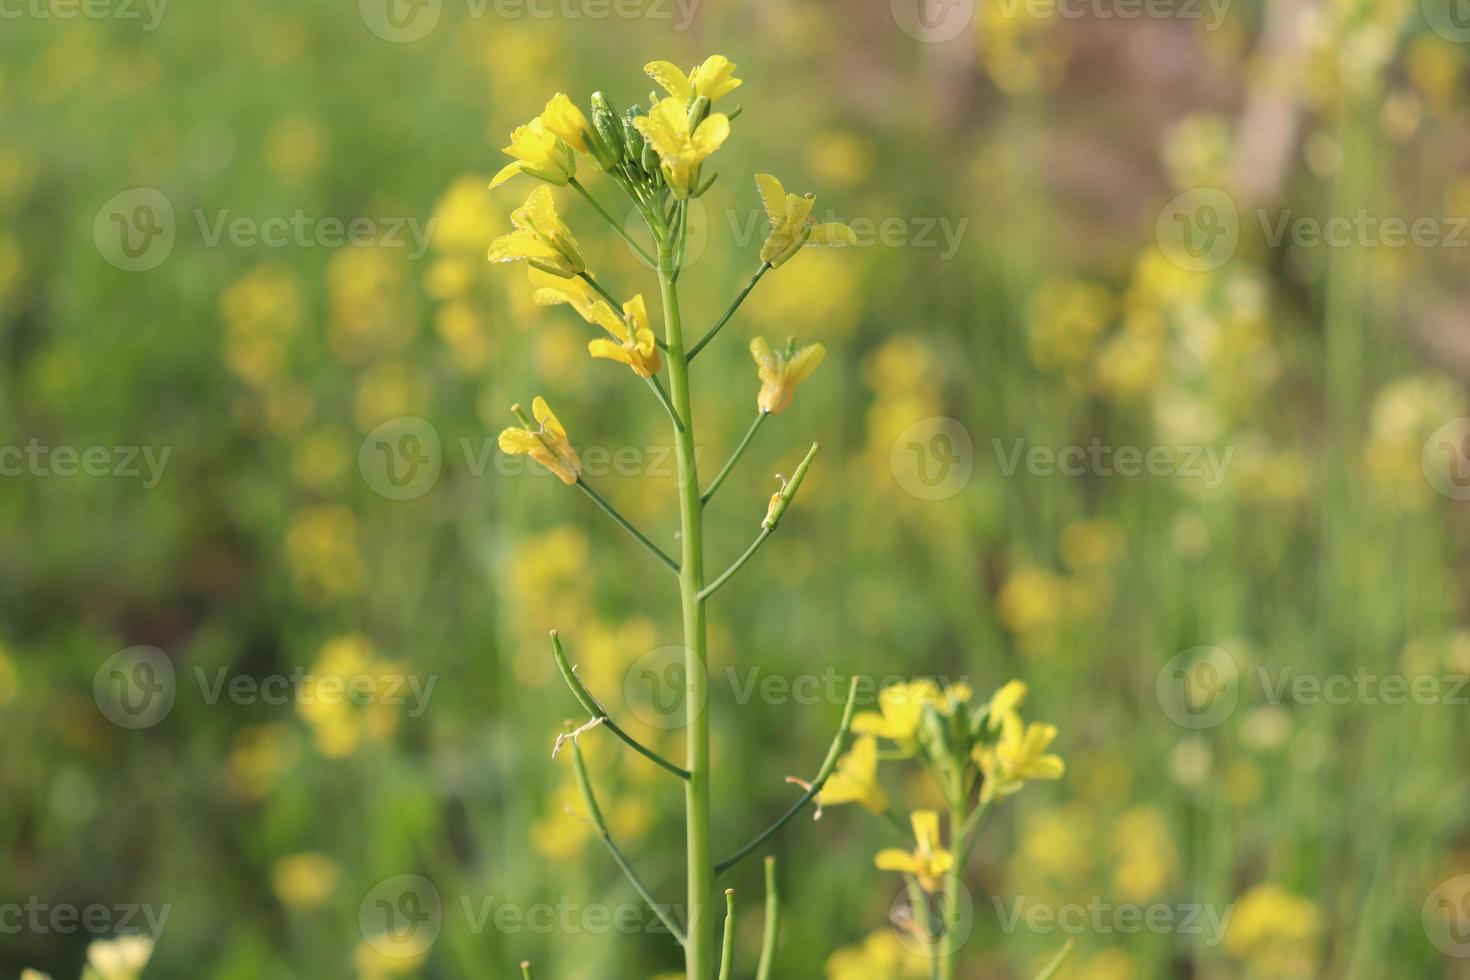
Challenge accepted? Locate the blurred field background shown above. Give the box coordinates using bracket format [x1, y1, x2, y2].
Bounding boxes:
[5, 0, 1470, 977]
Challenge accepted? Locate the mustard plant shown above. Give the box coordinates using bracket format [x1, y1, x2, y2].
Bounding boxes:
[487, 57, 1067, 980]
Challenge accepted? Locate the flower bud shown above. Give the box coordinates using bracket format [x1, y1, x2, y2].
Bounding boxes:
[590, 92, 625, 172]
[687, 95, 711, 129]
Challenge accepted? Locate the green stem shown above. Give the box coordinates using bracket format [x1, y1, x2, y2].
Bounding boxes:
[574, 478, 680, 575]
[658, 236, 713, 980]
[937, 801, 966, 980]
[549, 630, 689, 780]
[646, 374, 684, 431]
[570, 741, 689, 946]
[569, 177, 655, 266]
[687, 263, 770, 361]
[699, 528, 771, 603]
[755, 857, 780, 980]
[577, 270, 624, 309]
[702, 413, 767, 505]
[714, 682, 858, 874]
[717, 889, 736, 980]
[520, 962, 534, 980]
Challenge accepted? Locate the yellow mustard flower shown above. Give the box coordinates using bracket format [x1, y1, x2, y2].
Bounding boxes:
[538, 92, 594, 154]
[529, 266, 603, 321]
[271, 851, 340, 909]
[489, 117, 576, 190]
[86, 936, 154, 980]
[498, 396, 583, 485]
[755, 172, 855, 267]
[487, 186, 584, 278]
[750, 336, 825, 414]
[588, 293, 662, 379]
[825, 930, 928, 980]
[937, 682, 972, 714]
[875, 810, 954, 892]
[984, 679, 1028, 731]
[975, 710, 1065, 802]
[21, 970, 50, 980]
[633, 97, 729, 196]
[853, 680, 939, 751]
[816, 735, 890, 814]
[644, 55, 742, 103]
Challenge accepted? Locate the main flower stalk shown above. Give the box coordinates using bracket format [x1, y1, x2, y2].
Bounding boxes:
[658, 235, 713, 979]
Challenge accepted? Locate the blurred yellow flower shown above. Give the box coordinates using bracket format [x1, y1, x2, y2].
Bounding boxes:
[488, 186, 584, 277]
[983, 680, 1028, 732]
[998, 565, 1066, 640]
[644, 55, 742, 103]
[228, 723, 301, 800]
[498, 396, 582, 485]
[430, 176, 501, 255]
[86, 935, 154, 980]
[633, 97, 729, 196]
[824, 929, 927, 980]
[754, 173, 855, 268]
[975, 710, 1064, 802]
[853, 680, 938, 751]
[285, 505, 364, 604]
[875, 810, 953, 892]
[220, 264, 303, 388]
[750, 336, 825, 415]
[271, 851, 340, 909]
[1225, 884, 1321, 977]
[817, 735, 889, 814]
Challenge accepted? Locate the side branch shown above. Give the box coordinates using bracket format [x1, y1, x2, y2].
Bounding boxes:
[714, 681, 859, 875]
[701, 412, 767, 505]
[687, 262, 771, 361]
[568, 176, 656, 267]
[575, 478, 680, 575]
[549, 631, 689, 780]
[755, 857, 780, 980]
[699, 443, 819, 601]
[570, 741, 689, 946]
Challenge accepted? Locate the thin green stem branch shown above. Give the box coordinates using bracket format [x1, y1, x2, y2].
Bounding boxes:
[714, 682, 859, 874]
[520, 962, 534, 980]
[937, 801, 966, 980]
[755, 857, 780, 980]
[574, 478, 679, 574]
[577, 270, 624, 309]
[570, 741, 689, 946]
[717, 889, 736, 980]
[549, 631, 689, 780]
[646, 374, 684, 431]
[700, 527, 772, 602]
[687, 263, 770, 361]
[701, 412, 767, 505]
[569, 176, 655, 266]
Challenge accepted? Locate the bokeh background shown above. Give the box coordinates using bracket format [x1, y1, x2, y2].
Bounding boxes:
[5, 0, 1470, 976]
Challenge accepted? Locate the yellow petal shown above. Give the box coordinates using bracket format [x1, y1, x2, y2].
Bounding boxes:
[690, 114, 730, 157]
[874, 849, 918, 873]
[806, 222, 856, 247]
[588, 337, 632, 365]
[644, 60, 692, 101]
[690, 55, 742, 101]
[622, 294, 649, 334]
[540, 93, 590, 153]
[911, 810, 942, 852]
[498, 427, 540, 455]
[1030, 755, 1066, 780]
[749, 336, 776, 377]
[851, 711, 887, 736]
[754, 173, 787, 226]
[489, 161, 525, 189]
[488, 229, 556, 264]
[531, 396, 566, 440]
[785, 344, 826, 384]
